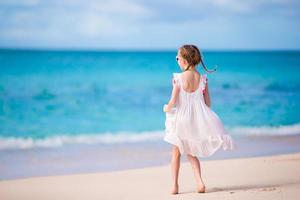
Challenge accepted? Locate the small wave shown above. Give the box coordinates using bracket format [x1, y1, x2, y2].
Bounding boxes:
[0, 123, 299, 150]
[0, 131, 164, 150]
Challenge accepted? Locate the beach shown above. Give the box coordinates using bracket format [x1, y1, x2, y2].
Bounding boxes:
[0, 151, 299, 200]
[1, 134, 300, 200]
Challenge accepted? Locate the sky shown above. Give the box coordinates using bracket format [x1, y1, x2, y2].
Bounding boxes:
[0, 0, 299, 50]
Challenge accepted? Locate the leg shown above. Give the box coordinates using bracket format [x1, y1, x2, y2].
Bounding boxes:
[187, 154, 206, 193]
[170, 145, 181, 194]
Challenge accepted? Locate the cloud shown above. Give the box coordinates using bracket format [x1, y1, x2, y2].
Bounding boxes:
[0, 0, 299, 49]
[0, 0, 152, 40]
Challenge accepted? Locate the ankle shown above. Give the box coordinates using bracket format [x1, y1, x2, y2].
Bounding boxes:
[197, 180, 205, 186]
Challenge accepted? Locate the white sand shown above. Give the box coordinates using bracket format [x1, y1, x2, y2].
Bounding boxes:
[0, 152, 300, 200]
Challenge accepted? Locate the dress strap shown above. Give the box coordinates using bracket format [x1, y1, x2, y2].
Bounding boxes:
[201, 74, 208, 92]
[172, 73, 181, 88]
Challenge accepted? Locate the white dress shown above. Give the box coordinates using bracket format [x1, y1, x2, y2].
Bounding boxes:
[164, 73, 234, 157]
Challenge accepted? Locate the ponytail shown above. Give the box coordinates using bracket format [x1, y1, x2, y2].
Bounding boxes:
[200, 59, 218, 73]
[197, 46, 217, 73]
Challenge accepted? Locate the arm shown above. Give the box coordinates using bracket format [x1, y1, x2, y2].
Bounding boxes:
[163, 78, 180, 112]
[203, 79, 211, 107]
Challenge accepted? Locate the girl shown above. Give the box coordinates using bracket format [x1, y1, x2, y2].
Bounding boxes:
[163, 44, 234, 195]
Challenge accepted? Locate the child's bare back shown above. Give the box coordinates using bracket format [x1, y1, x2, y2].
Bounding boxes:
[181, 70, 201, 93]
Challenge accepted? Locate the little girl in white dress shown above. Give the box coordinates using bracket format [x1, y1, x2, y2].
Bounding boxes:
[163, 44, 234, 195]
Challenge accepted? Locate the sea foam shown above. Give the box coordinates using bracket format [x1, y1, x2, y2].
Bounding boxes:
[0, 123, 299, 150]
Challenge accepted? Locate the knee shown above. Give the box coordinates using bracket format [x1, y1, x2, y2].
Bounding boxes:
[187, 154, 197, 161]
[172, 146, 181, 159]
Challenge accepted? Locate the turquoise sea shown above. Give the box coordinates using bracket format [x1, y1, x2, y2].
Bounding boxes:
[0, 49, 300, 149]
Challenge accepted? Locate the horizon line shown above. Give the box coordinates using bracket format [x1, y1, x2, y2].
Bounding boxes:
[0, 46, 300, 52]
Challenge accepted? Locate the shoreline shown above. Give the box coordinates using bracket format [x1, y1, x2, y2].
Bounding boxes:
[1, 134, 300, 180]
[0, 152, 299, 200]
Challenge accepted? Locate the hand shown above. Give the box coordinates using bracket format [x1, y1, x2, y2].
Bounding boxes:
[163, 104, 170, 112]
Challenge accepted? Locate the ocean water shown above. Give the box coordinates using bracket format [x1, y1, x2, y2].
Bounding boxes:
[0, 49, 300, 149]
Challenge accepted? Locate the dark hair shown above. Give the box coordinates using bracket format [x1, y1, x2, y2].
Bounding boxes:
[179, 44, 217, 73]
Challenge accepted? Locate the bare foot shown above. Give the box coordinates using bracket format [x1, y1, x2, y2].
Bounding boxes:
[197, 184, 206, 193]
[171, 184, 179, 195]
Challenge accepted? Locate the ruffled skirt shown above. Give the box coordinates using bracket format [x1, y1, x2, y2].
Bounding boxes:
[164, 107, 235, 157]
